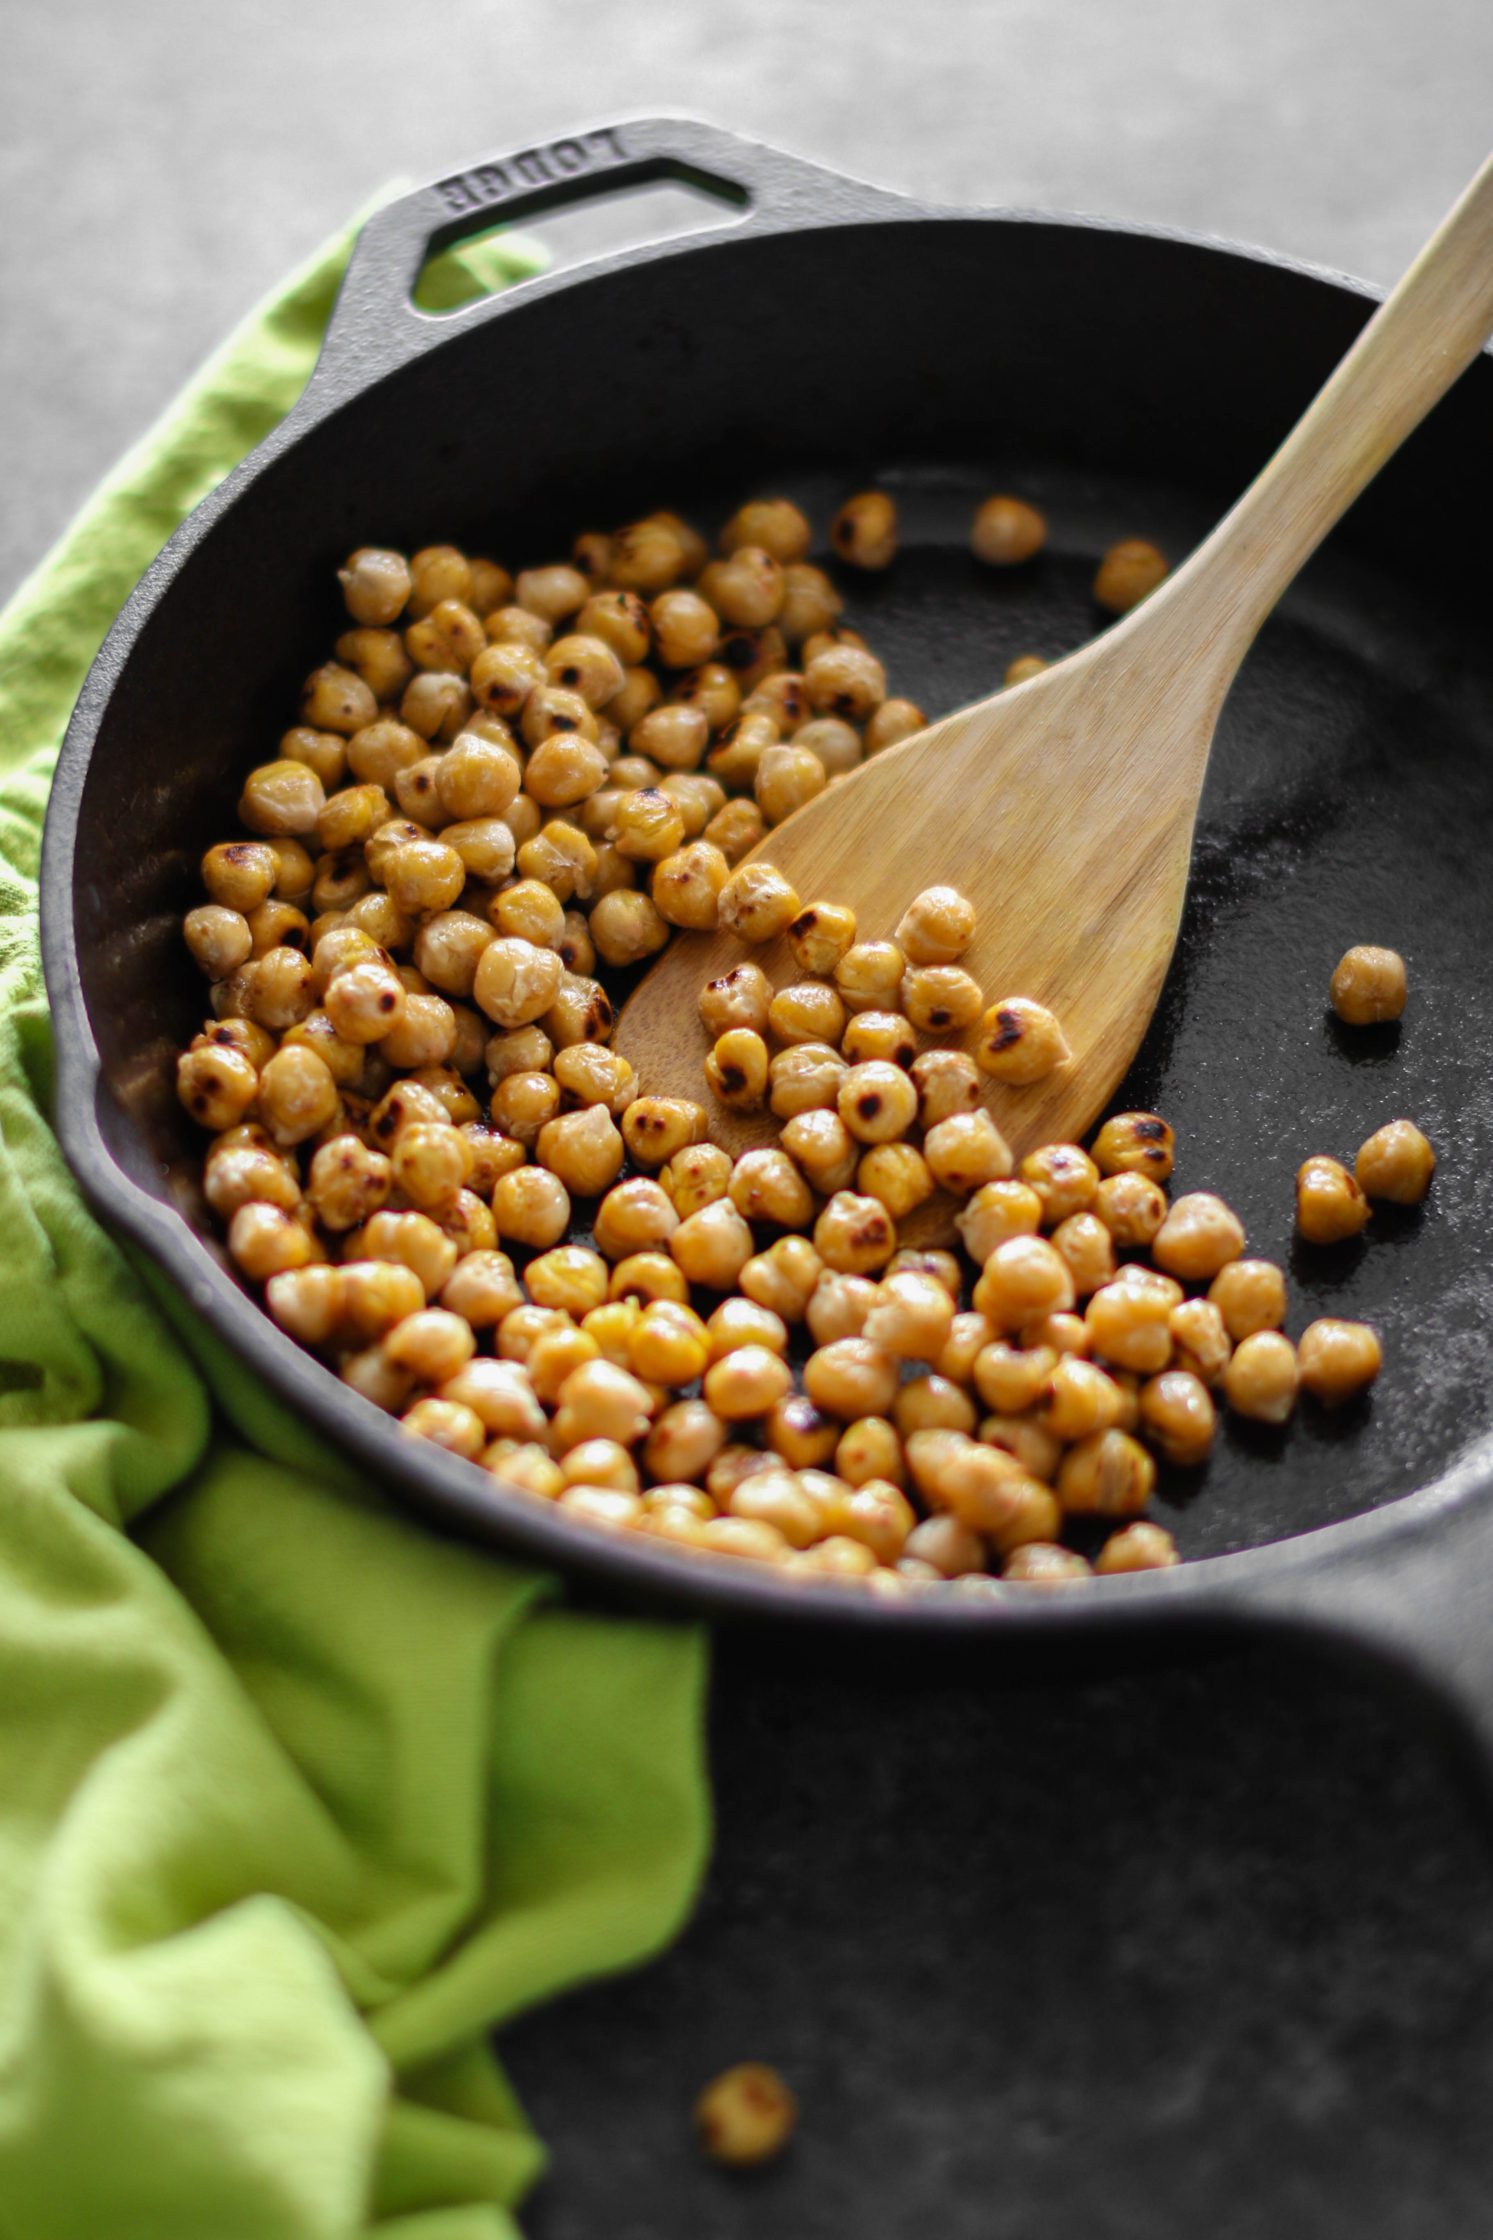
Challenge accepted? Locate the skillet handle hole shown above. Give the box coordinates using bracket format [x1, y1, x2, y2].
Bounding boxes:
[414, 171, 750, 315]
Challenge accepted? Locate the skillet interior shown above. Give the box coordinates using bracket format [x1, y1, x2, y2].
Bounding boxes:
[66, 213, 1493, 1566]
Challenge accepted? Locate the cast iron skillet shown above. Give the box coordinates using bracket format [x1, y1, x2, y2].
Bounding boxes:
[40, 120, 1493, 1781]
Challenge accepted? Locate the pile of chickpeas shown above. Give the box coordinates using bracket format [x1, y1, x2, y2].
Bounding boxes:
[175, 488, 1433, 1595]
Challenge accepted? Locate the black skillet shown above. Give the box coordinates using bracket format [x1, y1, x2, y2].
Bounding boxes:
[40, 119, 1493, 1795]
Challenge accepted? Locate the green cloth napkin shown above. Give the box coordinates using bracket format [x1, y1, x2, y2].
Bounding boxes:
[0, 211, 710, 2240]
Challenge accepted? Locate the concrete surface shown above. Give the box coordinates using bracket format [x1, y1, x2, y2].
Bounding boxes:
[6, 3, 1493, 2233]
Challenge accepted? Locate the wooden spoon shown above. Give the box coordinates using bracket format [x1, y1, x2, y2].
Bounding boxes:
[615, 152, 1493, 1242]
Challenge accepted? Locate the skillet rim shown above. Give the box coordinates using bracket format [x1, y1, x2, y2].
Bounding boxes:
[38, 148, 1493, 1636]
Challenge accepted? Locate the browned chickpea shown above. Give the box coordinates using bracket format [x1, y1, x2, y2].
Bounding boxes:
[769, 1043, 848, 1122]
[841, 1013, 916, 1070]
[1297, 1319, 1382, 1406]
[1355, 1120, 1435, 1204]
[610, 787, 686, 863]
[729, 1147, 816, 1230]
[228, 1201, 320, 1282]
[1091, 1111, 1175, 1183]
[697, 548, 785, 630]
[651, 840, 730, 930]
[339, 545, 412, 625]
[300, 662, 377, 736]
[1153, 1192, 1247, 1280]
[902, 966, 984, 1033]
[923, 1110, 1014, 1196]
[625, 1098, 709, 1172]
[1138, 1369, 1216, 1466]
[702, 794, 767, 864]
[257, 1044, 340, 1146]
[1223, 1330, 1299, 1424]
[662, 1146, 738, 1218]
[830, 490, 897, 570]
[972, 1235, 1075, 1334]
[717, 861, 801, 944]
[1094, 1521, 1180, 1574]
[589, 889, 670, 967]
[247, 947, 316, 1032]
[1057, 1428, 1156, 1515]
[1093, 1171, 1168, 1248]
[781, 1108, 858, 1195]
[405, 598, 486, 674]
[176, 1042, 259, 1132]
[239, 759, 325, 838]
[400, 671, 470, 742]
[491, 1166, 571, 1249]
[545, 631, 626, 708]
[834, 941, 906, 1016]
[202, 838, 278, 912]
[545, 971, 615, 1050]
[857, 1143, 935, 1220]
[908, 1049, 980, 1131]
[1329, 944, 1406, 1026]
[705, 1028, 770, 1111]
[971, 494, 1047, 565]
[974, 997, 1070, 1084]
[183, 905, 253, 981]
[1295, 1157, 1370, 1246]
[1049, 1210, 1117, 1297]
[812, 1191, 897, 1277]
[670, 1199, 754, 1290]
[1167, 1298, 1231, 1387]
[862, 699, 925, 755]
[838, 1060, 918, 1145]
[1020, 1142, 1099, 1225]
[473, 936, 564, 1028]
[778, 562, 843, 644]
[739, 1234, 824, 1322]
[804, 643, 886, 723]
[1207, 1259, 1286, 1341]
[1093, 537, 1168, 613]
[537, 1104, 625, 1196]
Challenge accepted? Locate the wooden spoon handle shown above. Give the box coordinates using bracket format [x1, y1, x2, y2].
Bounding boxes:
[1144, 148, 1493, 665]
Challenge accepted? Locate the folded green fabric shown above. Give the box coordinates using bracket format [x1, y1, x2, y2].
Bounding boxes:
[0, 211, 710, 2240]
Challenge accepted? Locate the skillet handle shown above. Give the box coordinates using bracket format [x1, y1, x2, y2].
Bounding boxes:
[311, 117, 911, 399]
[1226, 1473, 1493, 1828]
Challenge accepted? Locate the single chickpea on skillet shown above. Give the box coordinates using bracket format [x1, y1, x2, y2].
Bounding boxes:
[175, 490, 1433, 1592]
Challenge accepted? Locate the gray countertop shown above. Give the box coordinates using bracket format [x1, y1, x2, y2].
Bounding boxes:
[7, 3, 1493, 2233]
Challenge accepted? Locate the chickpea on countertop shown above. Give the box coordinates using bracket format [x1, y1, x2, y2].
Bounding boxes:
[175, 489, 1429, 1591]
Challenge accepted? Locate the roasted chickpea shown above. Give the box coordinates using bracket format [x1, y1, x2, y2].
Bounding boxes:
[971, 494, 1047, 566]
[1355, 1120, 1435, 1204]
[739, 1234, 823, 1322]
[895, 885, 976, 967]
[1093, 1171, 1168, 1248]
[1295, 1157, 1370, 1245]
[769, 1043, 848, 1121]
[1297, 1318, 1382, 1406]
[491, 1166, 571, 1249]
[804, 643, 886, 722]
[1207, 1259, 1287, 1342]
[1093, 537, 1168, 613]
[956, 1174, 1044, 1268]
[705, 1028, 770, 1111]
[862, 699, 925, 755]
[729, 1147, 816, 1230]
[923, 1110, 1013, 1196]
[838, 1060, 918, 1145]
[624, 1098, 709, 1171]
[1329, 944, 1406, 1026]
[1092, 1111, 1175, 1182]
[670, 1199, 754, 1290]
[830, 489, 897, 570]
[974, 997, 1071, 1083]
[1223, 1330, 1299, 1424]
[1153, 1191, 1247, 1279]
[834, 941, 906, 1016]
[813, 1190, 897, 1277]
